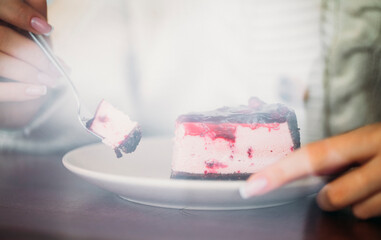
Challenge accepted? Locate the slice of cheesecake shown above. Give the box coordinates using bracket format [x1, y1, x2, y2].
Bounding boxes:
[86, 100, 141, 158]
[171, 97, 300, 180]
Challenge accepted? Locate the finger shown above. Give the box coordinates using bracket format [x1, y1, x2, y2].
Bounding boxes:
[239, 124, 381, 198]
[316, 156, 381, 212]
[0, 51, 57, 87]
[25, 0, 47, 18]
[239, 148, 312, 198]
[0, 26, 59, 78]
[352, 191, 381, 220]
[0, 0, 52, 34]
[0, 82, 47, 102]
[307, 125, 381, 173]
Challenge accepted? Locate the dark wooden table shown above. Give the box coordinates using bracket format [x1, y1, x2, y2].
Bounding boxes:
[0, 151, 380, 240]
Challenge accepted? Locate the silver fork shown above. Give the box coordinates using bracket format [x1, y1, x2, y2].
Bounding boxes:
[29, 32, 102, 139]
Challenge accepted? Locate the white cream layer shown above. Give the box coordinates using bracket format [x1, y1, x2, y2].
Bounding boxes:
[90, 100, 137, 149]
[172, 123, 294, 174]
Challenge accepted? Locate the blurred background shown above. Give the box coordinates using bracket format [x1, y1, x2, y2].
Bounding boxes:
[48, 0, 322, 143]
[3, 0, 380, 154]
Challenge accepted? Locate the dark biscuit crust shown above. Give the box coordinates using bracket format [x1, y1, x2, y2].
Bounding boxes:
[171, 171, 251, 181]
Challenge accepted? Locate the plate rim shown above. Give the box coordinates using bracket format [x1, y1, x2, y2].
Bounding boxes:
[62, 141, 323, 191]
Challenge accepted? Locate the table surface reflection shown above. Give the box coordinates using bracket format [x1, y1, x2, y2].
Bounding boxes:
[0, 151, 380, 240]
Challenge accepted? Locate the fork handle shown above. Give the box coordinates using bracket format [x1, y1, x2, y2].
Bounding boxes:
[28, 32, 80, 104]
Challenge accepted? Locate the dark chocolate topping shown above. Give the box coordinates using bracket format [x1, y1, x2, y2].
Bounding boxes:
[176, 102, 293, 124]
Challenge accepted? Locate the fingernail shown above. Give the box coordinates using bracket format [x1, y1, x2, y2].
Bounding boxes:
[37, 72, 57, 87]
[25, 85, 47, 96]
[239, 177, 268, 199]
[30, 17, 53, 35]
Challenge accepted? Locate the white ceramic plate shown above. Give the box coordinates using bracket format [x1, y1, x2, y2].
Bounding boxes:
[63, 137, 325, 210]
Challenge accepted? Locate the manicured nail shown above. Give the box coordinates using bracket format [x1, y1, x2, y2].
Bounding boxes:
[37, 72, 57, 87]
[239, 177, 268, 199]
[25, 85, 47, 96]
[30, 17, 53, 35]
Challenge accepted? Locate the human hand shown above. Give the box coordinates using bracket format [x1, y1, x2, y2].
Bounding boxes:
[0, 0, 59, 102]
[240, 123, 381, 219]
